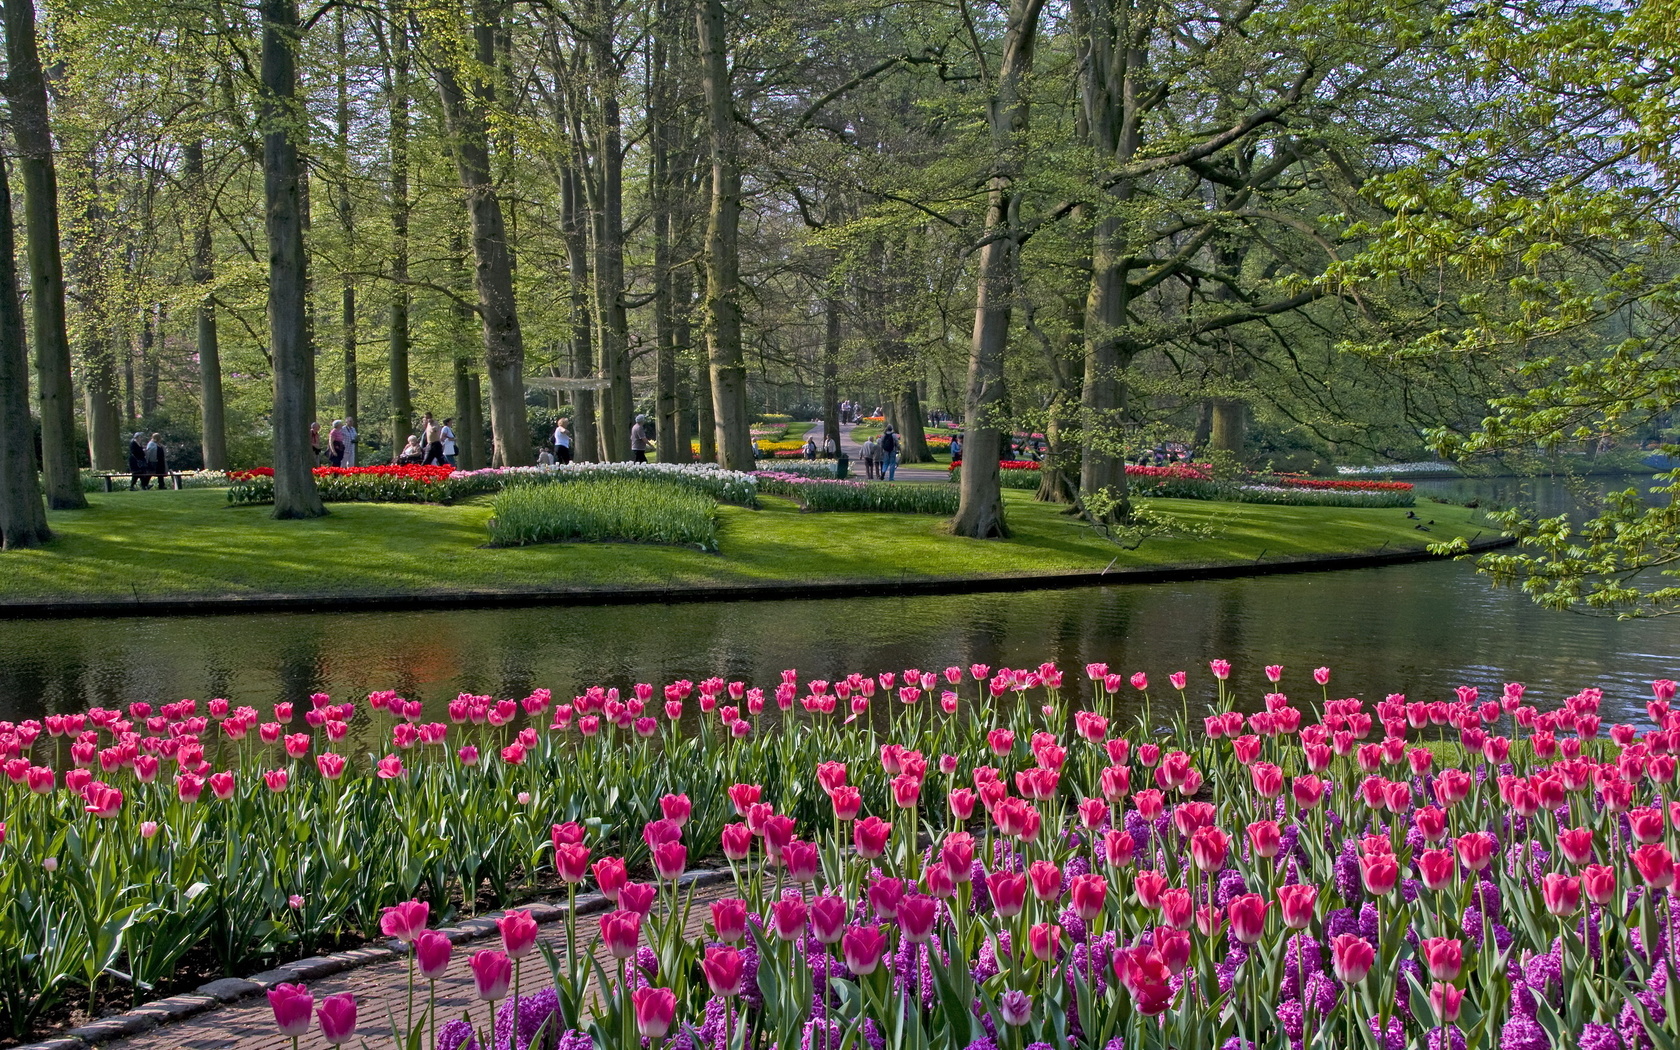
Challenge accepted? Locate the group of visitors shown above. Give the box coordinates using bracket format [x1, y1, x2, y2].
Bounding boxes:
[801, 433, 840, 459]
[126, 433, 169, 489]
[396, 414, 459, 466]
[857, 427, 901, 481]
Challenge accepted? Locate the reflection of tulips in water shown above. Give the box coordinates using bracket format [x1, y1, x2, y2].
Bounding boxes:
[6, 671, 1680, 1049]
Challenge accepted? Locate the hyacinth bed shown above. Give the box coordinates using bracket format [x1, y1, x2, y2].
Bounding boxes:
[4, 666, 1680, 1049]
[752, 473, 959, 514]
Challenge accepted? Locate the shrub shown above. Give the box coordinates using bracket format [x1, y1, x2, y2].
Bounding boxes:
[487, 478, 719, 549]
[753, 472, 958, 514]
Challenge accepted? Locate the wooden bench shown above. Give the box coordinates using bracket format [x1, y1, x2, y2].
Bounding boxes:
[93, 471, 184, 491]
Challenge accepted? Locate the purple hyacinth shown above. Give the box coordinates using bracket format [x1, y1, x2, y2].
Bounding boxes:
[1368, 1015, 1405, 1050]
[1214, 869, 1249, 908]
[1500, 1016, 1549, 1050]
[1304, 972, 1340, 1014]
[436, 1020, 477, 1050]
[1277, 999, 1305, 1040]
[1426, 1026, 1467, 1050]
[1326, 907, 1358, 942]
[1578, 1022, 1620, 1050]
[492, 988, 560, 1050]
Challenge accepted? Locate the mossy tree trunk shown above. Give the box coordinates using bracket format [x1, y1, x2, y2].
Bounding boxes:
[0, 156, 51, 548]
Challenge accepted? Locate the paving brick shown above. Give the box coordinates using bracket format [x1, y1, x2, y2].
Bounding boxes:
[195, 980, 260, 1003]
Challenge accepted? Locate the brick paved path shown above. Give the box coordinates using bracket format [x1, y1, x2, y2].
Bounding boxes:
[103, 880, 731, 1050]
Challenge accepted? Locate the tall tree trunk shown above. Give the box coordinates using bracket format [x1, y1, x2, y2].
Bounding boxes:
[0, 156, 50, 547]
[453, 357, 474, 466]
[431, 3, 529, 467]
[336, 9, 358, 426]
[185, 136, 227, 469]
[467, 371, 484, 469]
[894, 385, 930, 461]
[696, 0, 753, 469]
[583, 0, 632, 461]
[387, 2, 412, 459]
[139, 307, 158, 415]
[67, 158, 122, 471]
[1208, 398, 1246, 457]
[823, 292, 841, 458]
[4, 0, 84, 507]
[261, 0, 325, 517]
[560, 164, 598, 462]
[952, 0, 1046, 537]
[650, 15, 683, 464]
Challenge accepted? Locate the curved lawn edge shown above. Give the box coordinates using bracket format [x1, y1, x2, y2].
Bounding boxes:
[0, 534, 1514, 620]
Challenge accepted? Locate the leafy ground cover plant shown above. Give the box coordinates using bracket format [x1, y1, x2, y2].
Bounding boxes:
[487, 479, 721, 550]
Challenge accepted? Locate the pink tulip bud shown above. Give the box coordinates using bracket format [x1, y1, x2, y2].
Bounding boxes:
[413, 929, 453, 980]
[632, 987, 676, 1040]
[316, 993, 357, 1045]
[497, 909, 539, 959]
[267, 983, 313, 1037]
[468, 950, 512, 1001]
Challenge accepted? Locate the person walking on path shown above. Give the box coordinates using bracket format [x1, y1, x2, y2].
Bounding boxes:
[421, 413, 445, 466]
[342, 418, 359, 467]
[309, 420, 322, 463]
[144, 433, 167, 486]
[553, 418, 573, 464]
[859, 435, 881, 480]
[327, 420, 347, 467]
[879, 427, 900, 481]
[127, 432, 148, 489]
[441, 418, 459, 466]
[630, 415, 650, 462]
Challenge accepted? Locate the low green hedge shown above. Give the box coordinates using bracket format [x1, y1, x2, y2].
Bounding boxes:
[754, 472, 958, 514]
[487, 477, 720, 550]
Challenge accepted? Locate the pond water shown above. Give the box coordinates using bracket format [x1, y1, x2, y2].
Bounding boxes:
[1, 476, 1674, 724]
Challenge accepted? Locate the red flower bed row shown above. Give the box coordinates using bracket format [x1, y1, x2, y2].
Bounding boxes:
[227, 465, 456, 482]
[1262, 473, 1414, 491]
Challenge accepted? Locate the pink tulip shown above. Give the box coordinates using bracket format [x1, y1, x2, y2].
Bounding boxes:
[1631, 843, 1676, 889]
[1228, 893, 1269, 944]
[899, 894, 938, 943]
[594, 857, 629, 900]
[720, 822, 752, 861]
[316, 993, 357, 1045]
[1246, 820, 1281, 859]
[1277, 883, 1317, 929]
[1541, 872, 1581, 917]
[267, 983, 313, 1037]
[1029, 922, 1061, 961]
[632, 987, 676, 1040]
[1330, 933, 1374, 983]
[263, 769, 289, 793]
[413, 929, 452, 980]
[1429, 982, 1463, 1023]
[315, 752, 346, 780]
[652, 841, 688, 881]
[1419, 936, 1462, 981]
[853, 816, 892, 859]
[599, 910, 641, 958]
[711, 898, 748, 943]
[1583, 864, 1619, 905]
[701, 945, 744, 996]
[497, 909, 539, 959]
[468, 949, 512, 1001]
[375, 754, 405, 779]
[1417, 849, 1456, 892]
[619, 882, 657, 916]
[1189, 826, 1229, 872]
[842, 925, 887, 975]
[555, 843, 591, 883]
[987, 872, 1027, 918]
[810, 895, 847, 944]
[1028, 860, 1062, 902]
[380, 900, 429, 943]
[770, 896, 808, 941]
[1069, 874, 1107, 921]
[1454, 832, 1494, 872]
[782, 839, 819, 883]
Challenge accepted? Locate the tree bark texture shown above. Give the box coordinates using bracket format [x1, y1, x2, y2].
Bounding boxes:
[696, 0, 754, 469]
[336, 9, 358, 425]
[952, 0, 1046, 538]
[582, 0, 632, 460]
[560, 163, 598, 461]
[432, 5, 530, 467]
[261, 0, 325, 518]
[0, 155, 50, 547]
[4, 0, 84, 507]
[185, 136, 227, 469]
[387, 1, 413, 459]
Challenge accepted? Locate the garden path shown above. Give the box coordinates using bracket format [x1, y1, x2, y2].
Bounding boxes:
[100, 882, 731, 1050]
[798, 422, 946, 481]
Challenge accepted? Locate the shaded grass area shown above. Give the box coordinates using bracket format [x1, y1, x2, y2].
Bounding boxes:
[0, 487, 1494, 603]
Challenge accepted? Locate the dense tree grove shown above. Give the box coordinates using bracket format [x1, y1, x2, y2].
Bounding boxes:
[0, 0, 1672, 580]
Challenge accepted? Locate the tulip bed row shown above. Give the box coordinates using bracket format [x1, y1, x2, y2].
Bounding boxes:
[4, 666, 1680, 1050]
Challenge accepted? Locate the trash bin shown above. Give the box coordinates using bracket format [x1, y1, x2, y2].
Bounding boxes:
[835, 451, 850, 480]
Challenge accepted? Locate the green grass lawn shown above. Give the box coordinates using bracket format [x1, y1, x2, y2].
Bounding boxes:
[0, 487, 1496, 603]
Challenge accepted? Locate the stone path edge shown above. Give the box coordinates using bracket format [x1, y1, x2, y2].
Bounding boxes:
[0, 535, 1514, 620]
[15, 868, 732, 1050]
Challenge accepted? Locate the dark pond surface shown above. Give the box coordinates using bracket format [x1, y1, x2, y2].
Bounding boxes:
[1, 476, 1674, 724]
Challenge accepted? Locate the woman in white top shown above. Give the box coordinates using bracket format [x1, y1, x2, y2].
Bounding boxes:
[441, 418, 458, 466]
[553, 418, 573, 464]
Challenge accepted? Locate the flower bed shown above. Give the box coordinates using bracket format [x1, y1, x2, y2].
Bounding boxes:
[487, 478, 720, 550]
[1236, 484, 1416, 508]
[227, 463, 758, 508]
[944, 463, 1414, 506]
[1256, 474, 1415, 493]
[2, 665, 1675, 1049]
[753, 461, 838, 479]
[753, 472, 959, 514]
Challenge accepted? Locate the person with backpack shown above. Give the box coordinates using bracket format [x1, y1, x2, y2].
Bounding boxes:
[879, 427, 900, 481]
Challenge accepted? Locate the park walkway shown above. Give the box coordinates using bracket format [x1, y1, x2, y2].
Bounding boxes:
[91, 878, 731, 1050]
[796, 421, 948, 481]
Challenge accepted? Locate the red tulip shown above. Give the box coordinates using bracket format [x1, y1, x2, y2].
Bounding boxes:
[599, 910, 641, 959]
[1330, 933, 1374, 983]
[652, 841, 688, 881]
[594, 857, 629, 900]
[899, 894, 938, 943]
[1277, 883, 1317, 930]
[468, 950, 512, 1001]
[1453, 832, 1494, 873]
[413, 930, 452, 981]
[842, 925, 888, 975]
[267, 983, 313, 1037]
[316, 992, 358, 1044]
[1246, 820, 1280, 859]
[1113, 945, 1173, 1015]
[631, 987, 676, 1039]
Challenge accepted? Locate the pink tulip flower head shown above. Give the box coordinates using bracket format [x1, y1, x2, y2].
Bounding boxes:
[468, 950, 513, 1001]
[701, 945, 744, 997]
[497, 909, 539, 959]
[632, 987, 676, 1040]
[315, 993, 357, 1045]
[380, 900, 429, 943]
[413, 929, 453, 981]
[267, 983, 313, 1037]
